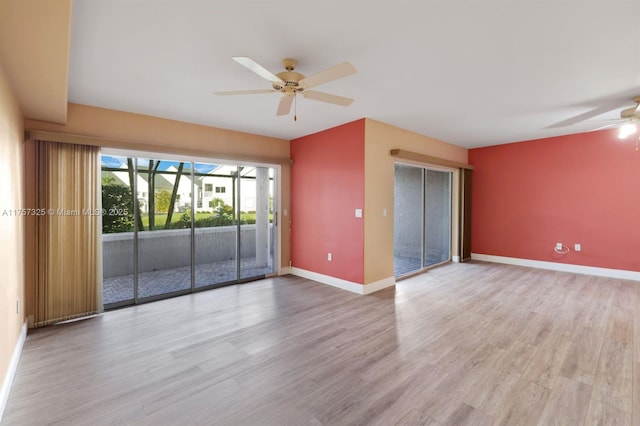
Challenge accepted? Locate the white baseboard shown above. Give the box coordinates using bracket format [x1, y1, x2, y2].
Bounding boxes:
[290, 267, 364, 293]
[471, 253, 640, 281]
[0, 322, 27, 423]
[290, 267, 395, 295]
[279, 266, 292, 275]
[362, 276, 396, 294]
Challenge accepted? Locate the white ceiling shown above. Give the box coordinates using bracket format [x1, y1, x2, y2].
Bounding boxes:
[68, 0, 640, 149]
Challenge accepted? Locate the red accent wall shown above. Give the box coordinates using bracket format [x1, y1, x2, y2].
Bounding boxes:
[469, 129, 640, 272]
[291, 119, 365, 283]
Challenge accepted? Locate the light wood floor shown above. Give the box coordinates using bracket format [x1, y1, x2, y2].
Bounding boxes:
[3, 261, 639, 425]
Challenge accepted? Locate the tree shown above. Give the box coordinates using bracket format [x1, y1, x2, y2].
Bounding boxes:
[126, 158, 144, 231]
[147, 160, 161, 230]
[155, 190, 171, 213]
[165, 162, 185, 227]
[209, 197, 225, 208]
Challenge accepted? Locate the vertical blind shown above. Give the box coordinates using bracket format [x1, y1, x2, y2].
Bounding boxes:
[33, 140, 102, 327]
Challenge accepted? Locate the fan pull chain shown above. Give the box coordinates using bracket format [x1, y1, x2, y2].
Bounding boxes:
[294, 94, 297, 122]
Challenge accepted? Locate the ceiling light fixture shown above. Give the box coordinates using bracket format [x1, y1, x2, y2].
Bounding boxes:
[618, 122, 638, 139]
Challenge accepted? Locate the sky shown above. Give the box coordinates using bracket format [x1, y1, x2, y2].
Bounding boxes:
[101, 155, 218, 173]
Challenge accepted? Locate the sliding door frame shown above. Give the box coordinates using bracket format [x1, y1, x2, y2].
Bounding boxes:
[101, 148, 281, 309]
[393, 160, 456, 278]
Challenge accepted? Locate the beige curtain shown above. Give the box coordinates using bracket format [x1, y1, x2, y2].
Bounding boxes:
[33, 140, 102, 327]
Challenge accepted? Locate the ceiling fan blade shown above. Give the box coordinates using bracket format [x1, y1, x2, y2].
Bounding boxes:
[591, 122, 621, 131]
[232, 56, 284, 84]
[621, 104, 640, 118]
[214, 89, 276, 96]
[299, 62, 356, 90]
[302, 90, 353, 106]
[277, 94, 294, 116]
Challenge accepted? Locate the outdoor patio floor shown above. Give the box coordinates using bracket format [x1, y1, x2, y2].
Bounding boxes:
[103, 258, 273, 305]
[394, 256, 423, 277]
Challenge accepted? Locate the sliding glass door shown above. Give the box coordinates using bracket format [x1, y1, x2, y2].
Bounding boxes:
[101, 155, 135, 305]
[101, 153, 277, 309]
[136, 157, 193, 300]
[240, 166, 275, 280]
[424, 170, 452, 267]
[393, 164, 424, 276]
[393, 164, 452, 277]
[194, 163, 238, 288]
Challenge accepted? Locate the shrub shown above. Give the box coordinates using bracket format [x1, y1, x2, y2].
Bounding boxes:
[102, 182, 134, 233]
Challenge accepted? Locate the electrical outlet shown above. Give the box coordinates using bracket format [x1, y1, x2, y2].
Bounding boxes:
[328, 252, 332, 261]
[574, 244, 581, 252]
[555, 242, 563, 251]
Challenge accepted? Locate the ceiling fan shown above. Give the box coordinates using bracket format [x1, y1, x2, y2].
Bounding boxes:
[594, 95, 640, 139]
[214, 57, 356, 120]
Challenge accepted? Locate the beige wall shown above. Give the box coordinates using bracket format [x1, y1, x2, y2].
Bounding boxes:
[26, 103, 290, 161]
[0, 62, 25, 397]
[25, 104, 291, 316]
[0, 0, 71, 123]
[363, 119, 468, 284]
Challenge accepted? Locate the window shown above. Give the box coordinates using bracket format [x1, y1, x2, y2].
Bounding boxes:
[204, 183, 213, 195]
[215, 186, 226, 193]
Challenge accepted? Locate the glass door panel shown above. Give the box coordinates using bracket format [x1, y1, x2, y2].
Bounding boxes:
[239, 166, 275, 280]
[101, 155, 135, 307]
[136, 158, 193, 299]
[268, 168, 276, 276]
[393, 164, 424, 276]
[194, 163, 238, 288]
[424, 170, 452, 267]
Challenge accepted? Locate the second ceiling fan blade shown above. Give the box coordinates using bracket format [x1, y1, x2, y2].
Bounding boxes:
[232, 56, 284, 84]
[300, 62, 356, 90]
[302, 90, 353, 106]
[591, 122, 622, 131]
[277, 94, 294, 116]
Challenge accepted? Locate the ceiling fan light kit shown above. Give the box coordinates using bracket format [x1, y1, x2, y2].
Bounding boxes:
[618, 122, 637, 139]
[215, 57, 356, 120]
[588, 96, 640, 145]
[616, 96, 640, 140]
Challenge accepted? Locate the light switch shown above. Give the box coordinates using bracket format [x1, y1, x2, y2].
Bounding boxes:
[355, 209, 362, 218]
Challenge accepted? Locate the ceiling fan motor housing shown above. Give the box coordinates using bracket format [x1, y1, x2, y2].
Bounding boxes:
[273, 71, 305, 93]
